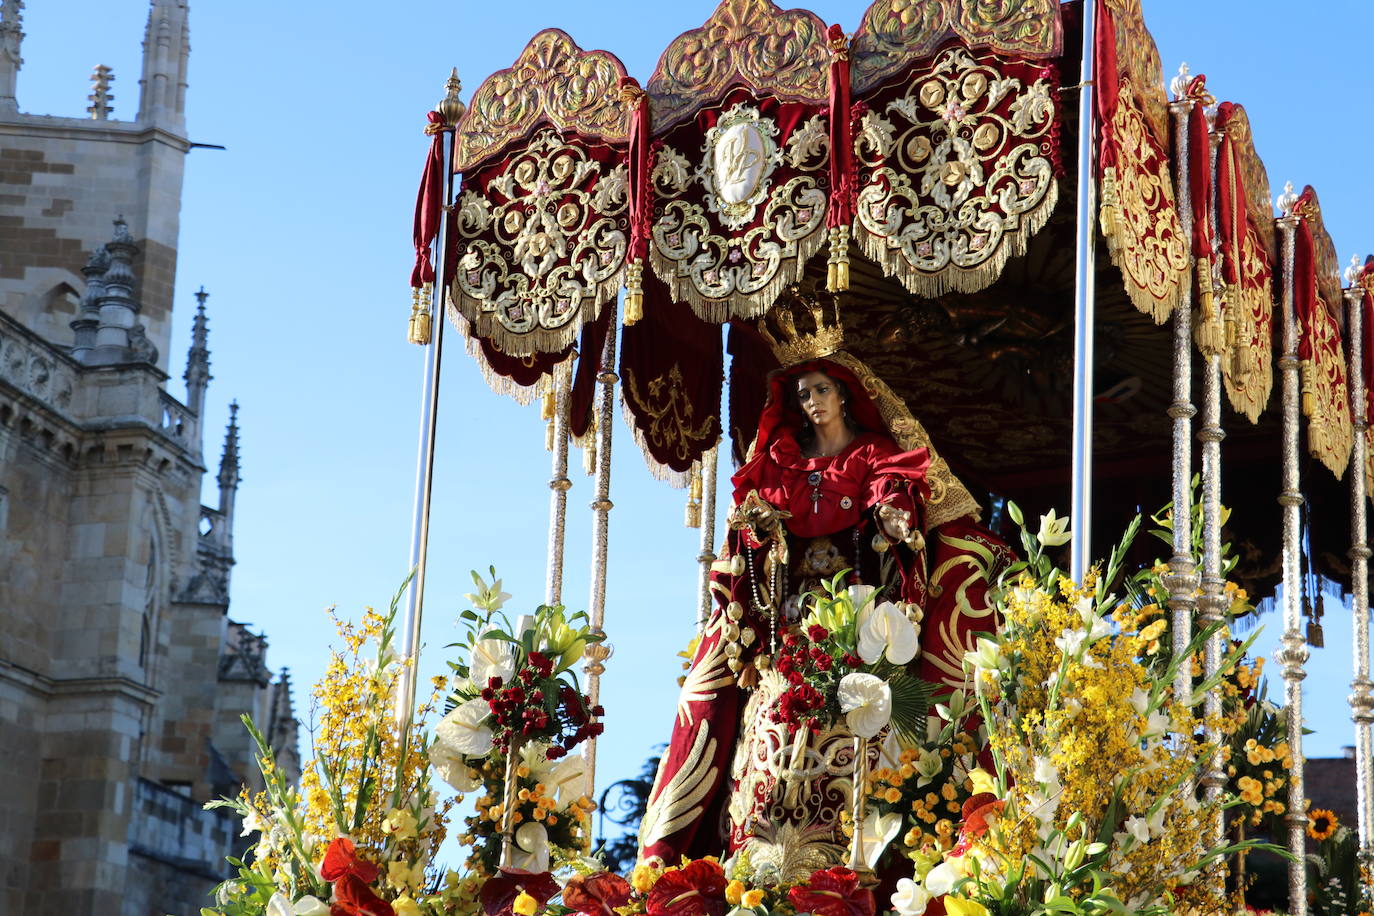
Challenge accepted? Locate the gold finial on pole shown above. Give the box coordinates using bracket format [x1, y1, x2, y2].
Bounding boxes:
[437, 67, 467, 128]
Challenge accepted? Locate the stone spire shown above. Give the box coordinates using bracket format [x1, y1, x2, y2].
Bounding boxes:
[69, 246, 110, 362]
[90, 217, 141, 365]
[183, 286, 211, 424]
[137, 0, 189, 129]
[0, 1, 22, 116]
[87, 64, 114, 120]
[217, 401, 240, 546]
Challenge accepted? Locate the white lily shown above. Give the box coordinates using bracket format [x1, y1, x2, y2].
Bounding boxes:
[913, 748, 943, 788]
[860, 810, 902, 869]
[469, 636, 516, 689]
[837, 672, 892, 738]
[511, 821, 550, 873]
[1037, 509, 1071, 547]
[891, 878, 931, 916]
[465, 569, 512, 613]
[434, 697, 495, 757]
[857, 598, 918, 665]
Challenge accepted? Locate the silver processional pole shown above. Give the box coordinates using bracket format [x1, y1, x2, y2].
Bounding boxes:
[397, 72, 464, 730]
[1069, 0, 1099, 581]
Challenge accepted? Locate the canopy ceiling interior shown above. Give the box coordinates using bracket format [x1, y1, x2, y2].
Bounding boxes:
[434, 0, 1370, 597]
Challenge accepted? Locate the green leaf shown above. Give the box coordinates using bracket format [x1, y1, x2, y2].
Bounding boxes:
[887, 674, 937, 746]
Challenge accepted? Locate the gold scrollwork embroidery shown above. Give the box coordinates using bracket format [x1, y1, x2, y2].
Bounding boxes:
[624, 364, 718, 464]
[456, 30, 630, 171]
[647, 0, 830, 132]
[650, 114, 829, 322]
[851, 0, 1060, 94]
[1301, 300, 1353, 478]
[1098, 79, 1188, 324]
[853, 47, 1059, 299]
[452, 130, 627, 355]
[1221, 224, 1274, 423]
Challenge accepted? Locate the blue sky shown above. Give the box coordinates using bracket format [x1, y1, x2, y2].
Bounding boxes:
[16, 0, 1374, 848]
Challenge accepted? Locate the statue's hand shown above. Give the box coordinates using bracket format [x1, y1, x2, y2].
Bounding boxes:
[878, 502, 925, 551]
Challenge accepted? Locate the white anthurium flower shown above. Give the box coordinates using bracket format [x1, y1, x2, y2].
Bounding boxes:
[550, 753, 589, 804]
[891, 878, 931, 916]
[434, 697, 495, 757]
[1037, 509, 1071, 546]
[877, 728, 904, 770]
[922, 857, 969, 897]
[860, 809, 902, 869]
[857, 599, 918, 665]
[428, 737, 483, 792]
[511, 821, 550, 873]
[837, 673, 892, 738]
[293, 897, 330, 916]
[267, 893, 294, 916]
[469, 636, 516, 689]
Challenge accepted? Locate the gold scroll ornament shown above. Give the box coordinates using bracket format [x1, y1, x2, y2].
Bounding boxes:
[452, 130, 628, 356]
[852, 46, 1059, 298]
[1301, 297, 1353, 479]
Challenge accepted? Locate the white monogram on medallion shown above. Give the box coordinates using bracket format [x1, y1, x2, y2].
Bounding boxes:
[699, 103, 782, 229]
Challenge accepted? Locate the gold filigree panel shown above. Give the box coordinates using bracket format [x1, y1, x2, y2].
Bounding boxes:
[852, 47, 1059, 298]
[647, 0, 829, 132]
[1302, 297, 1353, 478]
[456, 29, 630, 171]
[850, 0, 1061, 94]
[1220, 104, 1276, 260]
[452, 130, 627, 355]
[649, 102, 829, 322]
[1099, 78, 1188, 324]
[1222, 223, 1274, 423]
[1103, 0, 1168, 144]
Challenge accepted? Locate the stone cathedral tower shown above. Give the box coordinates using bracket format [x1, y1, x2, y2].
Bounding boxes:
[0, 3, 298, 915]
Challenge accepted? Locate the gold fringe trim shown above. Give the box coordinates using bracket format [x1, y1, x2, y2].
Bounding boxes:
[407, 284, 433, 345]
[647, 225, 829, 325]
[1098, 166, 1184, 325]
[447, 304, 567, 406]
[1221, 284, 1273, 424]
[448, 266, 624, 359]
[852, 180, 1059, 301]
[618, 391, 701, 489]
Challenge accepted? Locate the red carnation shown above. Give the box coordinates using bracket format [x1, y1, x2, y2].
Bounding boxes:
[319, 837, 381, 884]
[786, 867, 875, 916]
[645, 859, 728, 916]
[564, 872, 633, 916]
[480, 868, 561, 916]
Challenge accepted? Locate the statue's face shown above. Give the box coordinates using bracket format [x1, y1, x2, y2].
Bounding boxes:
[795, 371, 843, 429]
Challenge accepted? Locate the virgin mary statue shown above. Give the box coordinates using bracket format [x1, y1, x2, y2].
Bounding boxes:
[638, 297, 1011, 879]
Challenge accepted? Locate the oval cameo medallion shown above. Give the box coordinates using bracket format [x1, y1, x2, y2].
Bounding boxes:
[713, 120, 768, 205]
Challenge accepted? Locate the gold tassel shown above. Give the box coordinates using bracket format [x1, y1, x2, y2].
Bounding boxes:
[582, 411, 597, 475]
[685, 464, 703, 528]
[1193, 286, 1226, 357]
[826, 226, 851, 293]
[407, 285, 432, 345]
[1301, 359, 1316, 417]
[1099, 168, 1121, 241]
[623, 259, 644, 325]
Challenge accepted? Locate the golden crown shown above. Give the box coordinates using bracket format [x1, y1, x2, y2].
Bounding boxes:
[757, 287, 846, 367]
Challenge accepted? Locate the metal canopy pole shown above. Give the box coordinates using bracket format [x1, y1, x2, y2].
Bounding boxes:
[697, 445, 720, 630]
[546, 359, 573, 606]
[1344, 266, 1374, 854]
[1069, 0, 1099, 582]
[1275, 186, 1309, 916]
[397, 73, 464, 730]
